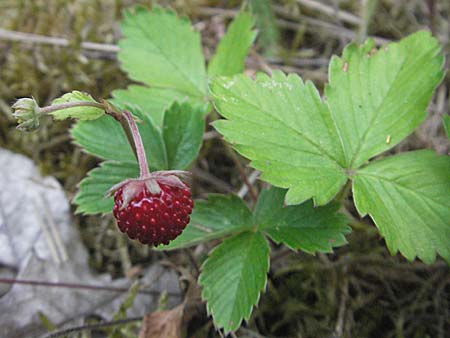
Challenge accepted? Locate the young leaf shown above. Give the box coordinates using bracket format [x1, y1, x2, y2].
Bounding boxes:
[211, 71, 348, 206]
[74, 161, 139, 214]
[158, 194, 253, 250]
[50, 91, 104, 121]
[442, 115, 450, 140]
[325, 31, 444, 168]
[118, 6, 207, 97]
[208, 11, 256, 77]
[71, 110, 168, 169]
[199, 231, 270, 333]
[163, 102, 205, 169]
[353, 150, 450, 264]
[255, 187, 350, 253]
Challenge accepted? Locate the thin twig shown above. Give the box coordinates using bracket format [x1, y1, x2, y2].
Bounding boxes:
[191, 167, 233, 193]
[225, 145, 258, 203]
[237, 170, 260, 199]
[41, 316, 142, 338]
[332, 270, 349, 338]
[0, 28, 119, 52]
[0, 278, 180, 296]
[271, 5, 390, 45]
[197, 6, 391, 45]
[295, 0, 361, 25]
[250, 49, 273, 74]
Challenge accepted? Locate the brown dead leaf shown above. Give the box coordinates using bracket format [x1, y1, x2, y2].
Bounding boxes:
[138, 304, 184, 338]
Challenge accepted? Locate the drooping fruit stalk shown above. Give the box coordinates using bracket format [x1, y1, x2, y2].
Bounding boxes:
[122, 111, 151, 178]
[108, 111, 193, 246]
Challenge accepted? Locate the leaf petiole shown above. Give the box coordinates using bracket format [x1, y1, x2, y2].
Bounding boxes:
[39, 101, 106, 115]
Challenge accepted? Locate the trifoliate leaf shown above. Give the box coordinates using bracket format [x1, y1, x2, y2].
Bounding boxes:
[208, 11, 256, 77]
[443, 115, 450, 140]
[71, 109, 167, 170]
[199, 231, 269, 333]
[163, 102, 205, 169]
[74, 161, 139, 214]
[50, 91, 104, 121]
[211, 71, 348, 206]
[211, 32, 444, 207]
[254, 187, 350, 253]
[325, 31, 444, 168]
[119, 6, 207, 97]
[353, 150, 450, 263]
[159, 194, 253, 250]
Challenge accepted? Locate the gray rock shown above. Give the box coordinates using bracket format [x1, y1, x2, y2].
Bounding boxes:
[0, 148, 181, 338]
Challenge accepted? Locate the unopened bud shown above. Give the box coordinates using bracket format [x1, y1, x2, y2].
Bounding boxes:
[12, 98, 41, 131]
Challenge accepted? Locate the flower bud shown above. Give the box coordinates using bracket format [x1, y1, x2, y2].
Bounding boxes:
[12, 97, 41, 131]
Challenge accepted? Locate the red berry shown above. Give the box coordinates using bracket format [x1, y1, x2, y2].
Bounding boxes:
[111, 177, 193, 246]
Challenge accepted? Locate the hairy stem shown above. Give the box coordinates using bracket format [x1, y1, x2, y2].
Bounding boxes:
[39, 101, 105, 114]
[39, 99, 138, 161]
[123, 110, 150, 177]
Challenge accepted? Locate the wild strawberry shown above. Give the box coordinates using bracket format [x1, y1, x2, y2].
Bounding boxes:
[110, 172, 193, 245]
[106, 110, 194, 246]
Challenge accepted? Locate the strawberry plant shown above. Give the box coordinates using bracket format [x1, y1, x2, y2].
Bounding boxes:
[11, 5, 449, 335]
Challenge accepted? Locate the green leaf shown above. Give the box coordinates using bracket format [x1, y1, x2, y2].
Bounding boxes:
[211, 32, 444, 207]
[163, 102, 205, 169]
[71, 115, 133, 162]
[254, 187, 350, 253]
[208, 11, 256, 77]
[353, 150, 450, 263]
[211, 71, 348, 206]
[71, 109, 167, 170]
[325, 31, 444, 168]
[249, 0, 279, 56]
[442, 115, 450, 140]
[74, 161, 139, 214]
[199, 231, 269, 333]
[50, 91, 104, 121]
[111, 85, 190, 127]
[118, 6, 207, 97]
[158, 194, 253, 250]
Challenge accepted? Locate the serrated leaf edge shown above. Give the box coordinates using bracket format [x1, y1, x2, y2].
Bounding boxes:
[199, 231, 270, 333]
